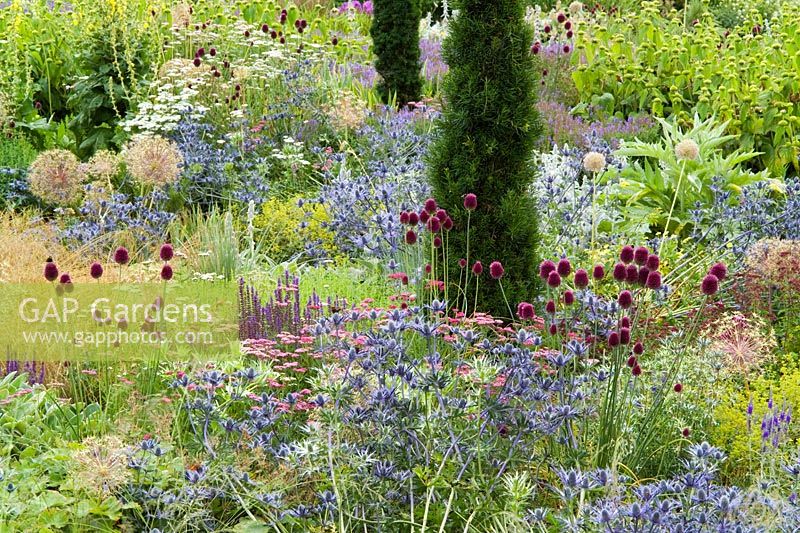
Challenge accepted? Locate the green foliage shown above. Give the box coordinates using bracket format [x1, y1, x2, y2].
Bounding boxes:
[371, 0, 423, 106]
[429, 0, 542, 316]
[67, 3, 153, 157]
[711, 358, 800, 485]
[609, 115, 768, 235]
[572, 1, 800, 176]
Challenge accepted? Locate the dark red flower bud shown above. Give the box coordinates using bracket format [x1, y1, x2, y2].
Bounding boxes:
[646, 271, 662, 290]
[547, 271, 562, 288]
[545, 300, 556, 314]
[161, 264, 173, 281]
[399, 211, 410, 224]
[160, 243, 174, 262]
[114, 247, 129, 265]
[620, 327, 631, 345]
[709, 262, 727, 281]
[405, 230, 417, 245]
[44, 261, 59, 282]
[701, 274, 719, 296]
[646, 254, 660, 271]
[620, 245, 634, 264]
[90, 262, 103, 279]
[625, 264, 638, 283]
[463, 193, 477, 211]
[674, 383, 683, 393]
[613, 263, 627, 281]
[633, 246, 649, 265]
[564, 290, 575, 305]
[637, 266, 650, 286]
[557, 258, 571, 277]
[593, 264, 605, 280]
[539, 260, 556, 280]
[489, 261, 505, 280]
[424, 198, 437, 213]
[574, 268, 589, 288]
[408, 211, 419, 225]
[627, 355, 637, 367]
[633, 341, 644, 355]
[472, 261, 483, 275]
[618, 290, 633, 309]
[608, 331, 620, 347]
[632, 365, 642, 376]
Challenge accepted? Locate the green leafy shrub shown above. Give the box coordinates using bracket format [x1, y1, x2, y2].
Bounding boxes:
[609, 115, 767, 235]
[429, 0, 542, 316]
[572, 1, 800, 176]
[252, 196, 339, 262]
[371, 0, 423, 105]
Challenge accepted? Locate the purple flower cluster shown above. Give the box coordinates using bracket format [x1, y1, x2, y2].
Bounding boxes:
[2, 360, 45, 384]
[337, 1, 373, 15]
[304, 107, 434, 262]
[239, 272, 348, 339]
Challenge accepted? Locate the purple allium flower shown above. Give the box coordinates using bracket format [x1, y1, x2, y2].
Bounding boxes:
[463, 193, 477, 211]
[193, 57, 201, 67]
[625, 264, 638, 283]
[90, 262, 103, 279]
[646, 271, 662, 290]
[160, 243, 174, 262]
[544, 24, 551, 33]
[161, 264, 173, 281]
[400, 211, 410, 224]
[620, 316, 631, 328]
[637, 266, 650, 286]
[682, 427, 690, 437]
[674, 383, 683, 393]
[549, 323, 557, 335]
[574, 269, 589, 288]
[547, 271, 562, 288]
[196, 47, 205, 57]
[539, 260, 556, 279]
[620, 245, 634, 264]
[709, 262, 727, 281]
[646, 254, 660, 271]
[633, 246, 649, 265]
[531, 44, 540, 54]
[620, 327, 631, 344]
[427, 217, 441, 233]
[557, 12, 566, 22]
[618, 290, 633, 309]
[701, 274, 719, 295]
[114, 247, 129, 265]
[472, 261, 483, 275]
[557, 258, 571, 277]
[613, 263, 627, 281]
[419, 210, 430, 224]
[633, 342, 644, 355]
[632, 365, 642, 376]
[424, 198, 437, 214]
[443, 217, 453, 231]
[44, 261, 59, 282]
[627, 355, 637, 367]
[435, 209, 448, 222]
[545, 299, 556, 314]
[489, 261, 505, 280]
[564, 290, 575, 305]
[59, 273, 71, 284]
[593, 264, 605, 280]
[408, 211, 419, 225]
[433, 236, 442, 248]
[459, 258, 467, 269]
[562, 44, 570, 54]
[209, 47, 216, 56]
[608, 331, 620, 347]
[518, 302, 535, 320]
[405, 230, 417, 245]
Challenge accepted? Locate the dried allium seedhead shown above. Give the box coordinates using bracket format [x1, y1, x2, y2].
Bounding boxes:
[28, 149, 85, 205]
[124, 135, 183, 188]
[85, 150, 121, 180]
[707, 313, 775, 375]
[675, 138, 700, 161]
[582, 151, 606, 173]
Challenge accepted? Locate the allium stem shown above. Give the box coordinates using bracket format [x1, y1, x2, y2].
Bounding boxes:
[660, 160, 686, 256]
